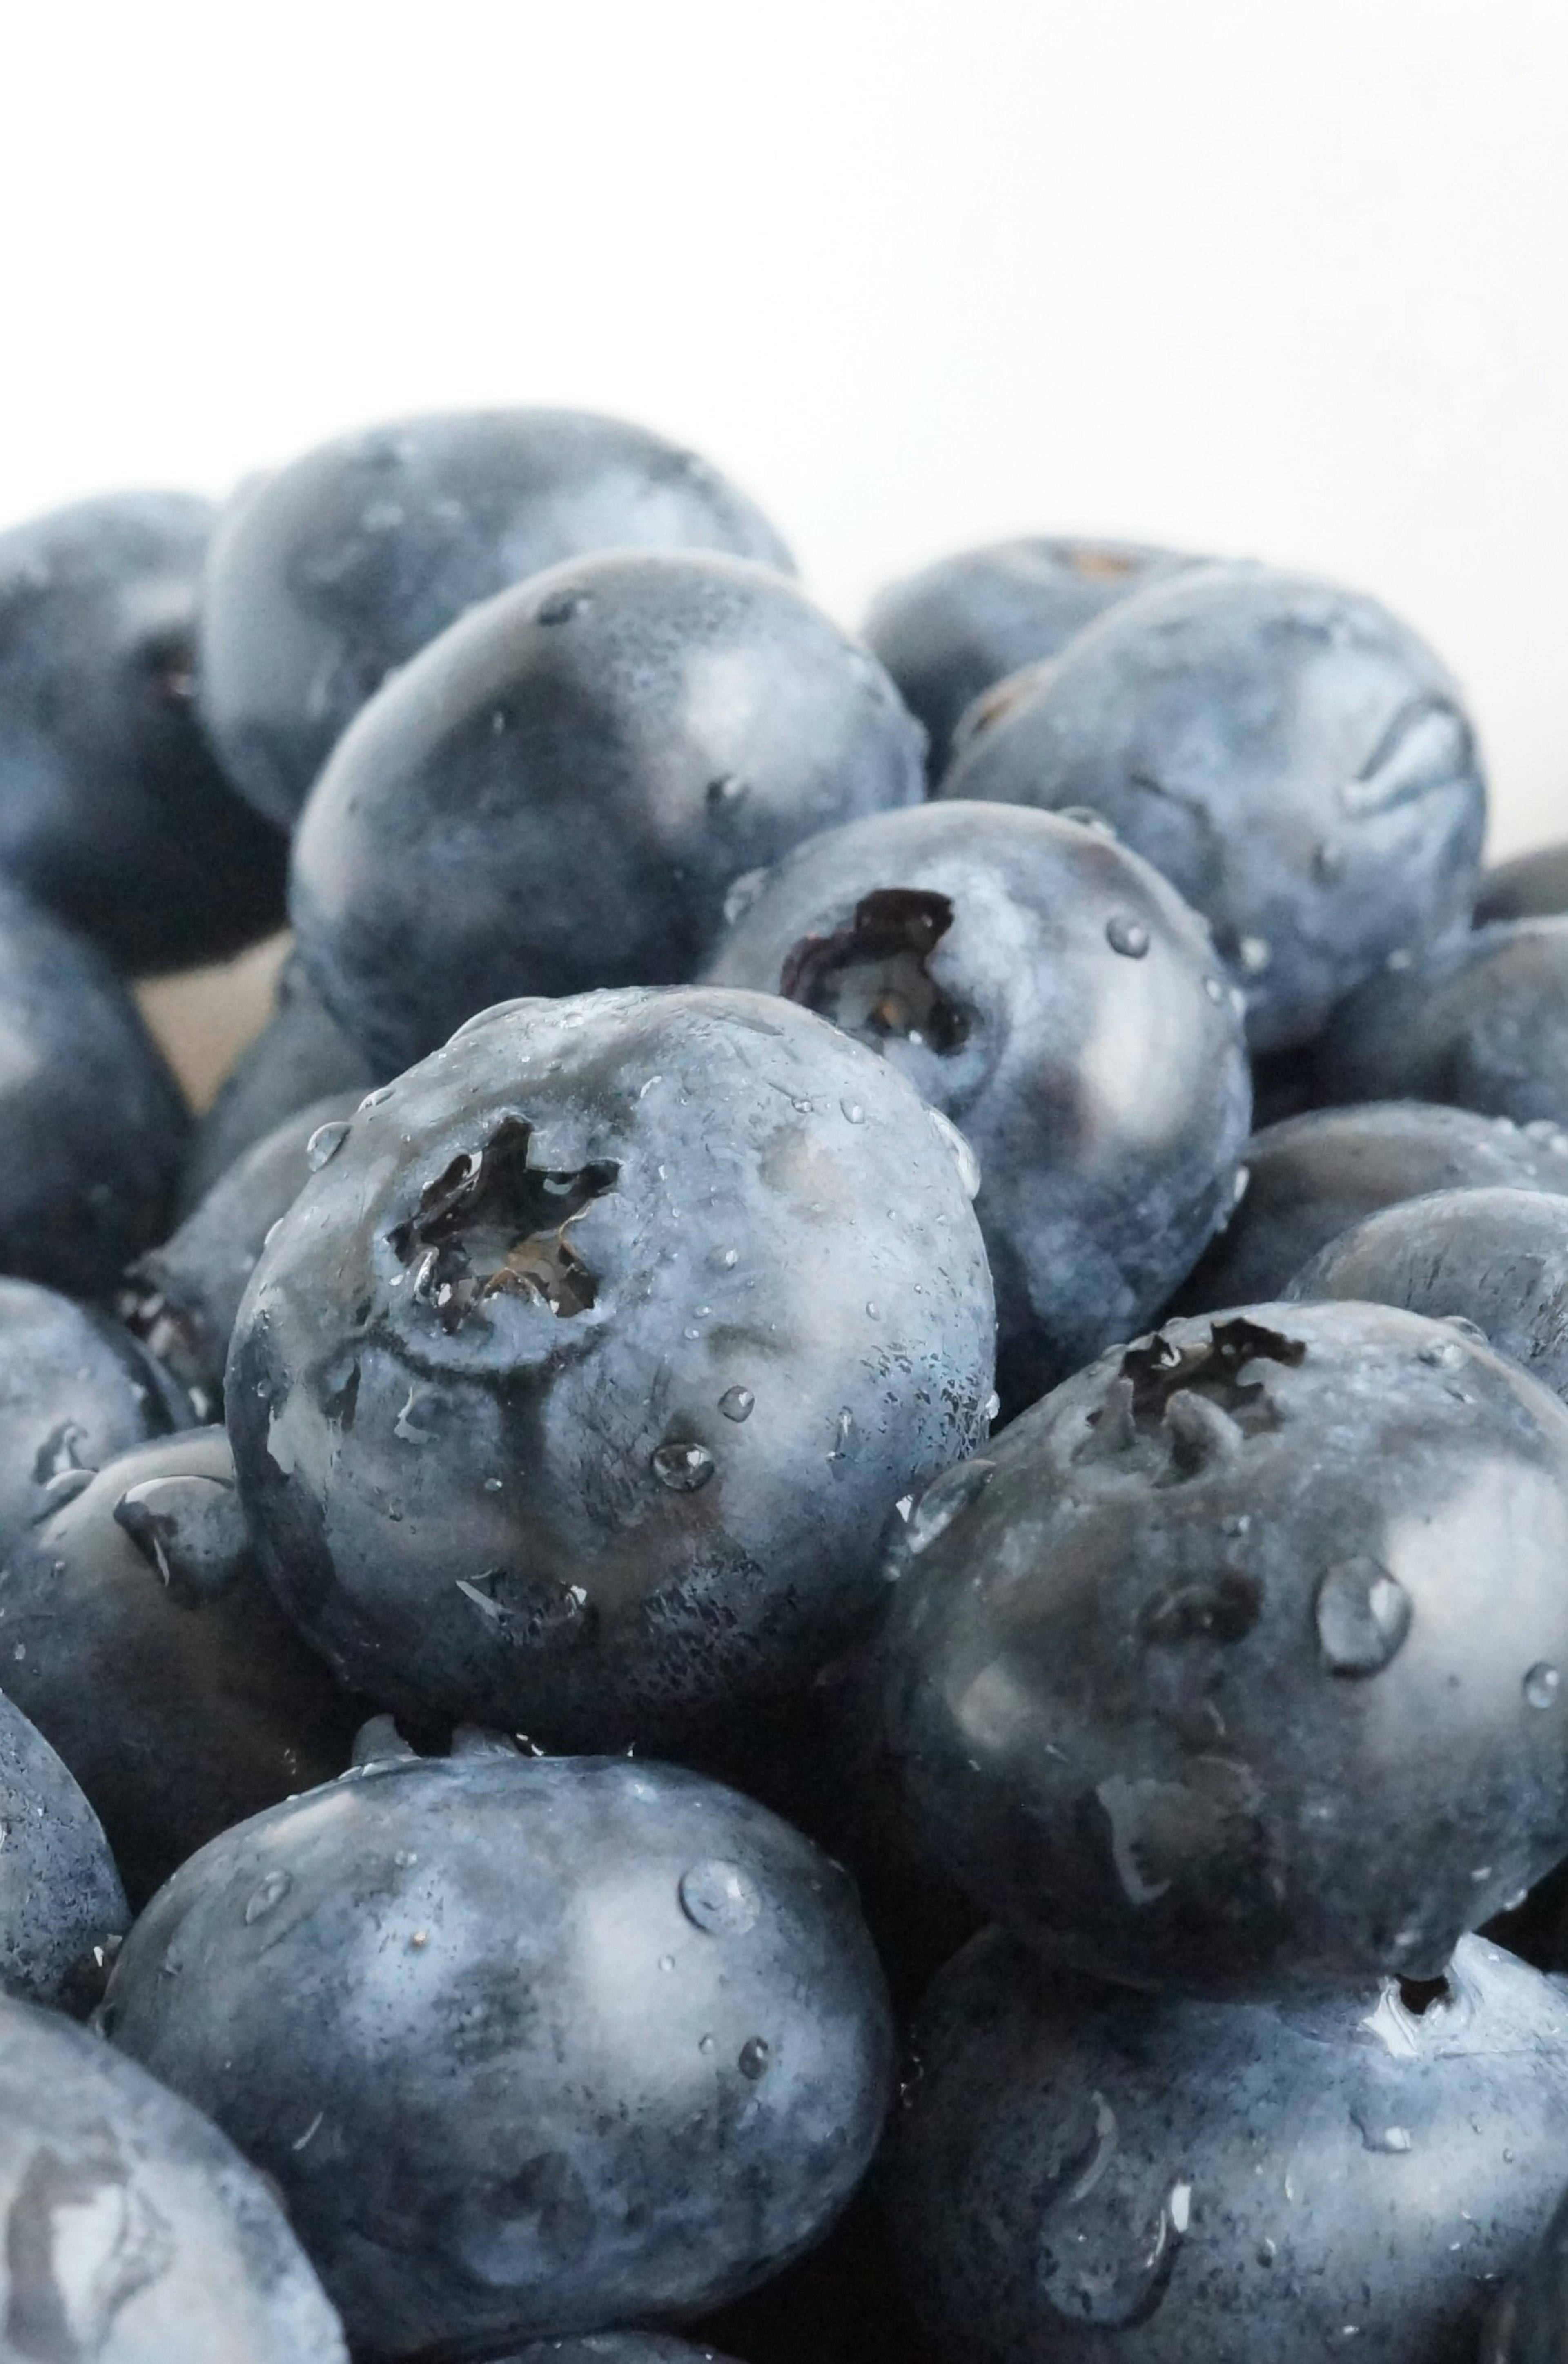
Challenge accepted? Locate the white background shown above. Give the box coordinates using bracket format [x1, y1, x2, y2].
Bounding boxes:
[4, 0, 1566, 858]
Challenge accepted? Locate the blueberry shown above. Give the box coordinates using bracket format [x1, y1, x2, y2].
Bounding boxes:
[1174, 1100, 1568, 1314]
[1288, 1187, 1568, 1405]
[198, 410, 794, 830]
[290, 553, 926, 1075]
[227, 985, 992, 1755]
[177, 949, 375, 1215]
[0, 1992, 347, 2360]
[0, 877, 189, 1294]
[0, 1689, 125, 2013]
[0, 1425, 357, 1905]
[1488, 2184, 1568, 2361]
[1477, 841, 1568, 926]
[882, 1300, 1568, 1994]
[103, 1752, 894, 2360]
[1316, 919, 1568, 1127]
[0, 1275, 190, 1561]
[122, 1087, 366, 1412]
[939, 563, 1486, 1050]
[862, 536, 1198, 776]
[704, 799, 1250, 1411]
[891, 1927, 1568, 2364]
[0, 492, 289, 974]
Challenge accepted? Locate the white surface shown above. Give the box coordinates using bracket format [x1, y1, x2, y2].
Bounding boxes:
[4, 0, 1565, 850]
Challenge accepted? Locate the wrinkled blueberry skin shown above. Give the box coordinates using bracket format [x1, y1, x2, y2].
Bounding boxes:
[882, 1300, 1568, 1995]
[0, 1689, 125, 2013]
[0, 1275, 189, 1561]
[1477, 842, 1568, 926]
[0, 492, 288, 973]
[1174, 1101, 1568, 1313]
[1316, 920, 1568, 1128]
[291, 552, 927, 1075]
[104, 1753, 894, 2361]
[1289, 1187, 1568, 1406]
[891, 1927, 1568, 2364]
[227, 987, 993, 1755]
[124, 1088, 366, 1412]
[1486, 2184, 1568, 2362]
[0, 1426, 357, 1905]
[863, 537, 1197, 777]
[0, 1994, 347, 2362]
[0, 879, 189, 1294]
[940, 563, 1486, 1051]
[199, 410, 795, 831]
[705, 800, 1249, 1412]
[178, 950, 375, 1215]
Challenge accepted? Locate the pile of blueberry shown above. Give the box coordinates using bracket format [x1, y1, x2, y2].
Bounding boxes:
[5, 410, 1568, 2364]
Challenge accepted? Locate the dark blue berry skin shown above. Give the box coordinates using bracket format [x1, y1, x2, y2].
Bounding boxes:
[0, 1689, 125, 2013]
[0, 492, 287, 973]
[0, 1275, 190, 1565]
[1477, 842, 1568, 925]
[1315, 920, 1568, 1128]
[704, 799, 1250, 1413]
[103, 1753, 894, 2362]
[1173, 1101, 1568, 1314]
[881, 1300, 1568, 1997]
[0, 1426, 357, 1906]
[0, 1994, 348, 2361]
[123, 1088, 365, 1413]
[0, 878, 189, 1294]
[177, 950, 374, 1216]
[226, 987, 993, 1757]
[939, 563, 1486, 1052]
[1486, 2185, 1568, 2362]
[863, 537, 1198, 777]
[1288, 1187, 1568, 1406]
[891, 1927, 1568, 2364]
[198, 410, 795, 831]
[290, 551, 927, 1076]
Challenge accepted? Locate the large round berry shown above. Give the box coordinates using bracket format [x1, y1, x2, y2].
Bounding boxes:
[940, 563, 1486, 1050]
[882, 1300, 1568, 1994]
[0, 879, 189, 1294]
[0, 491, 287, 972]
[290, 552, 925, 1074]
[0, 1689, 125, 2012]
[0, 1426, 356, 1904]
[103, 1753, 893, 2360]
[198, 409, 793, 830]
[1289, 1186, 1568, 1406]
[228, 987, 993, 1754]
[705, 799, 1249, 1411]
[891, 1927, 1568, 2364]
[862, 536, 1196, 776]
[1316, 919, 1568, 1127]
[1174, 1100, 1568, 1313]
[0, 1993, 347, 2360]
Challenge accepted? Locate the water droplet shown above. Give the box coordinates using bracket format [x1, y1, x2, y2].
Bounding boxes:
[840, 1098, 865, 1124]
[864, 1301, 880, 1319]
[1315, 1558, 1412, 1676]
[1106, 914, 1150, 959]
[1236, 935, 1272, 974]
[1257, 2238, 1276, 2267]
[1442, 1315, 1488, 1343]
[306, 1120, 350, 1171]
[1525, 1663, 1561, 1709]
[1354, 2112, 1412, 2154]
[680, 1860, 760, 1936]
[651, 1441, 716, 1492]
[984, 1390, 1001, 1422]
[536, 588, 591, 625]
[245, 1870, 291, 1925]
[1418, 1336, 1466, 1369]
[1203, 976, 1225, 1003]
[483, 1476, 503, 1492]
[928, 1107, 981, 1198]
[699, 2034, 716, 2054]
[829, 1407, 855, 1462]
[718, 1247, 739, 1268]
[738, 2036, 771, 2079]
[658, 1953, 676, 1972]
[393, 1849, 419, 1869]
[706, 773, 747, 808]
[723, 867, 769, 926]
[718, 1386, 754, 1423]
[1167, 2180, 1192, 2234]
[358, 1084, 394, 1111]
[907, 1460, 995, 1555]
[1314, 841, 1345, 883]
[1061, 805, 1116, 838]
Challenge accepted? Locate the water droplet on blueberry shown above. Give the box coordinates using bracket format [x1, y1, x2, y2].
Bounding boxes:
[244, 1869, 292, 1925]
[306, 1119, 351, 1171]
[1315, 1558, 1412, 1677]
[737, 2036, 771, 2079]
[679, 1860, 760, 1936]
[718, 1386, 754, 1423]
[1525, 1663, 1561, 1709]
[651, 1441, 716, 1492]
[1106, 914, 1150, 959]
